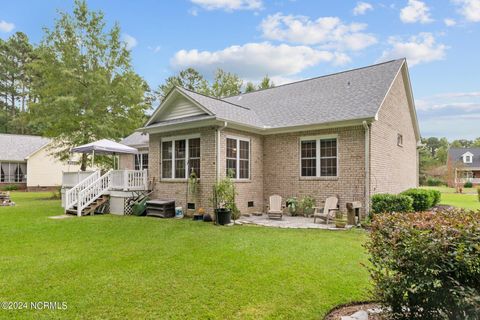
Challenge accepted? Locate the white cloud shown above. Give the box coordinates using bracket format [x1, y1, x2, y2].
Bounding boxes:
[444, 18, 457, 26]
[190, 0, 262, 11]
[452, 0, 480, 22]
[416, 92, 480, 110]
[171, 42, 350, 80]
[400, 0, 433, 23]
[122, 34, 138, 50]
[379, 33, 447, 66]
[353, 2, 373, 15]
[260, 13, 377, 51]
[148, 45, 161, 53]
[0, 20, 15, 33]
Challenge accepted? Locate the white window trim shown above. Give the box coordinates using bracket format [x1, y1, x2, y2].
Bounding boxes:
[134, 153, 149, 171]
[463, 153, 473, 164]
[161, 135, 201, 180]
[226, 135, 251, 180]
[299, 134, 339, 178]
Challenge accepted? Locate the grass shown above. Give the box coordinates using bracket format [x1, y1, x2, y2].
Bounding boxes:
[0, 192, 370, 319]
[421, 186, 480, 210]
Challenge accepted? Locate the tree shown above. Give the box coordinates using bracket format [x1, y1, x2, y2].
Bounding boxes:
[0, 32, 35, 134]
[30, 0, 150, 170]
[450, 139, 473, 148]
[155, 68, 210, 102]
[244, 82, 255, 93]
[258, 75, 275, 90]
[210, 69, 242, 98]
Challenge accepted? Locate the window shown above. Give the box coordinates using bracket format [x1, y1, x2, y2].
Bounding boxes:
[300, 136, 338, 177]
[463, 153, 473, 164]
[161, 137, 201, 179]
[134, 153, 149, 170]
[397, 134, 403, 147]
[226, 137, 250, 179]
[0, 162, 27, 183]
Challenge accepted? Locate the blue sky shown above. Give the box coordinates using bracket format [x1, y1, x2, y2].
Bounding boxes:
[1, 0, 479, 140]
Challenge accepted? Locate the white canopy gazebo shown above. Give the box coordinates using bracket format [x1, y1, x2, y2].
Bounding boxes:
[71, 139, 138, 168]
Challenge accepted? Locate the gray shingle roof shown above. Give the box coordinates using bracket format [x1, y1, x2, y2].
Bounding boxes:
[0, 134, 51, 161]
[224, 59, 404, 128]
[120, 132, 149, 147]
[176, 87, 263, 127]
[144, 59, 406, 131]
[448, 148, 480, 168]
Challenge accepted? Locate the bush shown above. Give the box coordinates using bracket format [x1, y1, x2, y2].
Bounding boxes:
[371, 193, 413, 215]
[477, 187, 480, 202]
[425, 177, 444, 186]
[366, 209, 480, 319]
[427, 189, 441, 206]
[401, 188, 434, 211]
[464, 181, 473, 188]
[2, 185, 18, 191]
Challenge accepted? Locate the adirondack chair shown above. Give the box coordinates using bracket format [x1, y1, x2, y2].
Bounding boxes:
[267, 195, 284, 220]
[313, 196, 339, 224]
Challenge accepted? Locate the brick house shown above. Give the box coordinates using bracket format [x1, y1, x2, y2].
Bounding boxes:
[122, 59, 420, 215]
[447, 148, 480, 186]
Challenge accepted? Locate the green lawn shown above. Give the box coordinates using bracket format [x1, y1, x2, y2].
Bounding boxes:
[0, 192, 370, 319]
[421, 186, 480, 210]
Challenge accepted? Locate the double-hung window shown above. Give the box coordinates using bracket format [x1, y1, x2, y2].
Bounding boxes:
[300, 136, 338, 177]
[161, 137, 201, 179]
[134, 153, 149, 170]
[226, 137, 250, 179]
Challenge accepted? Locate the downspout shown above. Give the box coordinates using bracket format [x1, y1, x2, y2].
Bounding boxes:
[362, 121, 370, 216]
[216, 121, 228, 182]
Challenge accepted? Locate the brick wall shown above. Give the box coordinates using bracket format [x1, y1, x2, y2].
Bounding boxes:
[119, 154, 134, 170]
[149, 127, 217, 213]
[370, 70, 418, 195]
[263, 126, 366, 214]
[219, 128, 264, 214]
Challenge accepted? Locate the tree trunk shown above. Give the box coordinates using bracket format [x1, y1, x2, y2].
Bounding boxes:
[80, 153, 88, 171]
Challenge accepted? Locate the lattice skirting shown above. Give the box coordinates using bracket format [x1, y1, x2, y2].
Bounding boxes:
[124, 197, 134, 215]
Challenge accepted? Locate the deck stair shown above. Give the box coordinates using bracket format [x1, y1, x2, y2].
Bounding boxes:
[66, 195, 109, 216]
[64, 169, 148, 216]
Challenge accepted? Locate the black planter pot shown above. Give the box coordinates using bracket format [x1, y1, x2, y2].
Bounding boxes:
[215, 208, 232, 225]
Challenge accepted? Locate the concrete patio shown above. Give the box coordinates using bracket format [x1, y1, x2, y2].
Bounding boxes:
[236, 214, 353, 230]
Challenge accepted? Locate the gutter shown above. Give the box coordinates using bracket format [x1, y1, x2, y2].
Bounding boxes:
[362, 121, 370, 215]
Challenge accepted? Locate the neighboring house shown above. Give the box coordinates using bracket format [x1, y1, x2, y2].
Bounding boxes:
[128, 59, 420, 215]
[0, 133, 82, 190]
[447, 148, 480, 186]
[119, 132, 149, 171]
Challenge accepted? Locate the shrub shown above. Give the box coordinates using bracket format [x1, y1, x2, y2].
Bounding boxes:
[2, 185, 18, 191]
[300, 195, 315, 215]
[366, 209, 480, 319]
[371, 193, 413, 215]
[464, 181, 473, 188]
[427, 189, 441, 206]
[401, 188, 434, 211]
[426, 177, 444, 186]
[477, 187, 480, 202]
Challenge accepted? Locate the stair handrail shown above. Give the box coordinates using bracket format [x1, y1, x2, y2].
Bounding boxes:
[77, 170, 113, 216]
[65, 171, 100, 210]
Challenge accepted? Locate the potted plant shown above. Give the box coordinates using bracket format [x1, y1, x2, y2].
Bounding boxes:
[212, 170, 238, 225]
[286, 197, 299, 216]
[335, 211, 347, 229]
[300, 195, 315, 217]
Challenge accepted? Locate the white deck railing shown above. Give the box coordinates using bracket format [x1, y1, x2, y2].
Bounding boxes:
[62, 171, 96, 188]
[65, 171, 100, 210]
[77, 170, 113, 216]
[456, 178, 480, 184]
[110, 170, 148, 191]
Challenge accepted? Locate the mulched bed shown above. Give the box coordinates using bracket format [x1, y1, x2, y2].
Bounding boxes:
[324, 302, 385, 319]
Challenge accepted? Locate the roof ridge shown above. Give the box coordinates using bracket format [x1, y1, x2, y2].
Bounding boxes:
[225, 58, 406, 99]
[177, 86, 252, 111]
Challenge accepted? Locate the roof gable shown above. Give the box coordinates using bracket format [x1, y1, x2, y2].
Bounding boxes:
[449, 148, 480, 167]
[146, 88, 211, 126]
